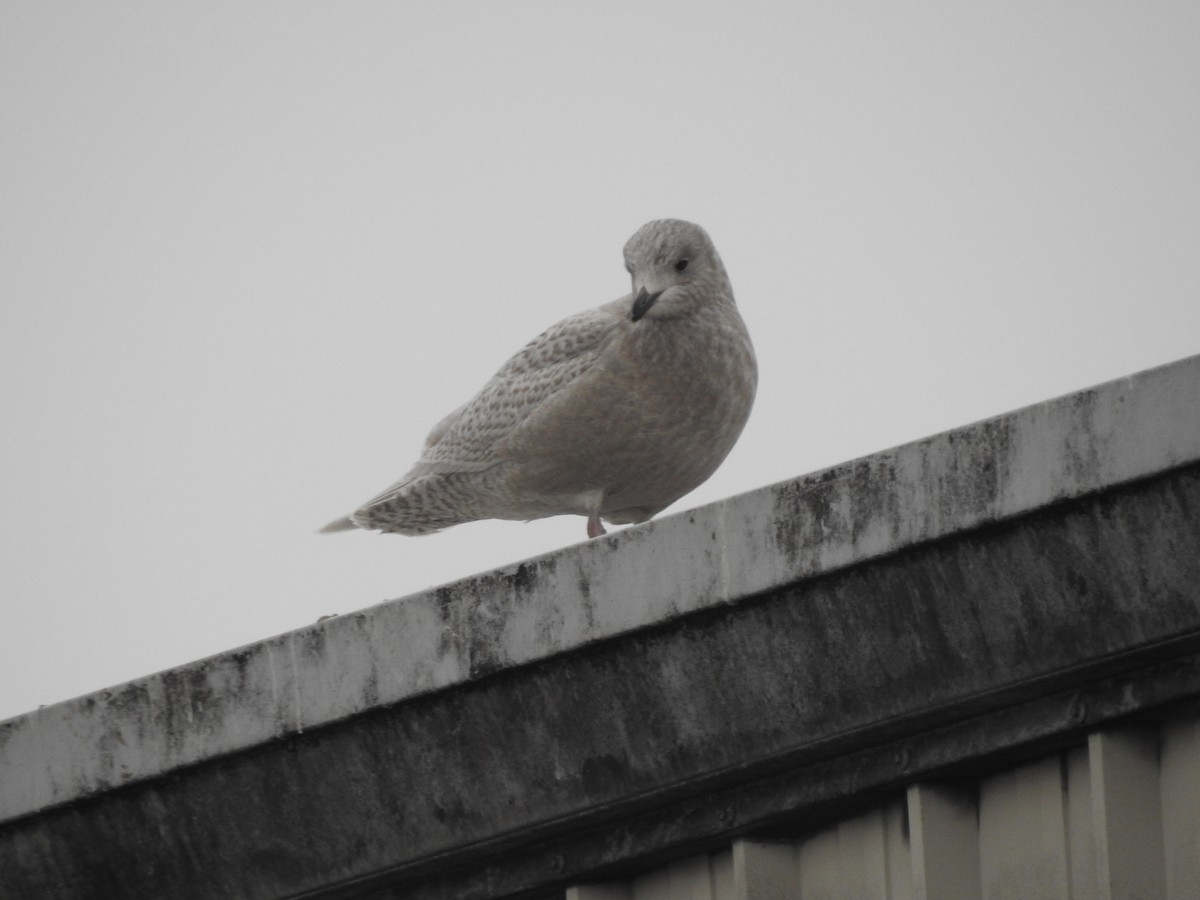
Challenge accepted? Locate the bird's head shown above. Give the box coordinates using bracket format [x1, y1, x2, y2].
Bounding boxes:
[622, 219, 731, 322]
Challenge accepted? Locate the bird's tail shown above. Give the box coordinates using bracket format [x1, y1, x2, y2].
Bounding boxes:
[318, 516, 358, 534]
[319, 471, 499, 536]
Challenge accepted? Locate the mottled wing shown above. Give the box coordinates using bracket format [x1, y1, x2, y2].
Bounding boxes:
[358, 303, 622, 507]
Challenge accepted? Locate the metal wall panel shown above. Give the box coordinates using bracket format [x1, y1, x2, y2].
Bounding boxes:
[909, 783, 980, 900]
[733, 842, 795, 900]
[1065, 745, 1099, 900]
[571, 710, 1198, 900]
[978, 756, 1071, 899]
[797, 803, 911, 900]
[1089, 729, 1166, 897]
[1161, 717, 1200, 899]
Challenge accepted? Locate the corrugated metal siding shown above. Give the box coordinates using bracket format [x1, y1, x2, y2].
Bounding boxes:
[568, 710, 1200, 900]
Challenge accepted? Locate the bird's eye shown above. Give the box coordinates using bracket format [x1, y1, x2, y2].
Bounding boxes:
[674, 259, 689, 272]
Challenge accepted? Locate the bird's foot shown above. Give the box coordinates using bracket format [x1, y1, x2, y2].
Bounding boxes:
[586, 514, 607, 539]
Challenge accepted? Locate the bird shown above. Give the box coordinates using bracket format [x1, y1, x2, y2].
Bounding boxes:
[320, 218, 756, 540]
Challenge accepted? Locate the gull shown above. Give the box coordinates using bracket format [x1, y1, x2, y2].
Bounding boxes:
[320, 219, 756, 539]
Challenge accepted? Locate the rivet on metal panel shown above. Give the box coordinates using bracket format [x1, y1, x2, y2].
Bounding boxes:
[894, 746, 912, 771]
[550, 854, 567, 875]
[719, 806, 736, 826]
[1069, 696, 1088, 724]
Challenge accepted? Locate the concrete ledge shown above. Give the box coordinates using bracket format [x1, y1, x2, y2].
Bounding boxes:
[2, 354, 1199, 826]
[3, 458, 1199, 899]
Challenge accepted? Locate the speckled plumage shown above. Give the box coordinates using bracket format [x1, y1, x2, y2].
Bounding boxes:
[320, 219, 757, 538]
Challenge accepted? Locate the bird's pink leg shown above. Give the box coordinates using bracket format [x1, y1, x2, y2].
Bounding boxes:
[587, 513, 607, 539]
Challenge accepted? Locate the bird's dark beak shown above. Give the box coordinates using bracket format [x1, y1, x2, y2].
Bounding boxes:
[631, 288, 662, 322]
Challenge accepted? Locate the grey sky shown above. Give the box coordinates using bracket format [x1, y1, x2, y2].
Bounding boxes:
[2, 3, 1198, 722]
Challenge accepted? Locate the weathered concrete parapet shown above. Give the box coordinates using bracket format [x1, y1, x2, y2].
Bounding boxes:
[2, 355, 1199, 822]
[1, 353, 1199, 900]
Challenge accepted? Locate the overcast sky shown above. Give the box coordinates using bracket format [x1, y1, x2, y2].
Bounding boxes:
[2, 3, 1198, 722]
